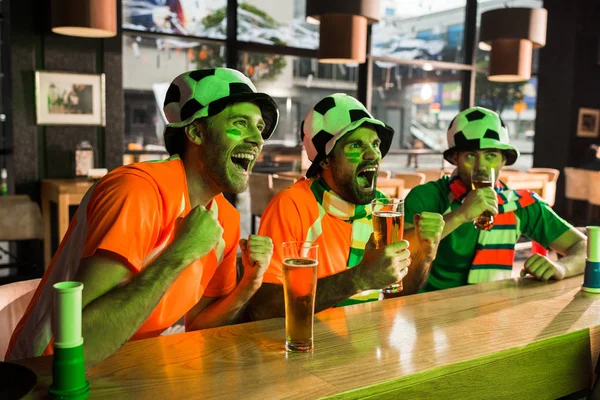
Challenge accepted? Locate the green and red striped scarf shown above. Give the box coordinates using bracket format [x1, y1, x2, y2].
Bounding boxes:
[447, 173, 539, 283]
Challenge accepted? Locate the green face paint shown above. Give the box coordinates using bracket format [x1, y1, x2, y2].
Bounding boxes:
[344, 150, 362, 164]
[226, 128, 243, 140]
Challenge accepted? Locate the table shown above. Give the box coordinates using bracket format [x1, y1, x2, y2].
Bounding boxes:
[41, 179, 94, 268]
[15, 276, 600, 399]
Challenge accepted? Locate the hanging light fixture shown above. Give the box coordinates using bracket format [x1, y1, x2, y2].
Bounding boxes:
[51, 0, 117, 38]
[478, 7, 547, 82]
[306, 0, 381, 64]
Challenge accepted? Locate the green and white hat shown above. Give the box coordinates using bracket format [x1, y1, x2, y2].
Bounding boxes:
[443, 106, 519, 165]
[163, 67, 279, 137]
[301, 93, 394, 177]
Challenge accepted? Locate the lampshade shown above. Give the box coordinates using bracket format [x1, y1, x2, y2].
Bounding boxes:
[318, 15, 368, 64]
[307, 0, 380, 64]
[306, 0, 380, 24]
[51, 0, 117, 38]
[488, 39, 533, 82]
[479, 7, 547, 51]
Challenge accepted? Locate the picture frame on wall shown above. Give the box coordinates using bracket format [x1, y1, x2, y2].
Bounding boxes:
[576, 108, 600, 138]
[35, 71, 106, 126]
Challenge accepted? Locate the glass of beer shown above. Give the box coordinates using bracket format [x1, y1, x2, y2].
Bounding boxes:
[371, 198, 405, 294]
[281, 241, 318, 352]
[471, 169, 495, 231]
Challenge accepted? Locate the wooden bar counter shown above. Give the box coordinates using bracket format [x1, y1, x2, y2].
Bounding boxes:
[15, 276, 600, 399]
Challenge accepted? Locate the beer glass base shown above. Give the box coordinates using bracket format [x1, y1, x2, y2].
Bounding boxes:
[285, 340, 313, 352]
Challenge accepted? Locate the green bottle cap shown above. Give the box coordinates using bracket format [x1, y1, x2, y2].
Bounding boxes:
[53, 282, 84, 349]
[49, 345, 89, 399]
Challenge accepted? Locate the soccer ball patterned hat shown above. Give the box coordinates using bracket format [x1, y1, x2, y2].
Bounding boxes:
[443, 106, 519, 166]
[301, 93, 394, 177]
[163, 68, 279, 138]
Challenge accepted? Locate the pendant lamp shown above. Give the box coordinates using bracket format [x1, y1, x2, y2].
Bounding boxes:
[479, 7, 547, 82]
[51, 0, 117, 38]
[306, 0, 380, 64]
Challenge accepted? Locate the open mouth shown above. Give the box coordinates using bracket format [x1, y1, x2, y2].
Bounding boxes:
[231, 152, 255, 174]
[356, 166, 377, 190]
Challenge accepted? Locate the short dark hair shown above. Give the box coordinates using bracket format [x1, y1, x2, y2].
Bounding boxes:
[164, 126, 187, 157]
[164, 119, 214, 157]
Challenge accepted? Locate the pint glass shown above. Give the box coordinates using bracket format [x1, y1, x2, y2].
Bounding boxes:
[471, 169, 495, 230]
[282, 241, 318, 352]
[371, 198, 405, 294]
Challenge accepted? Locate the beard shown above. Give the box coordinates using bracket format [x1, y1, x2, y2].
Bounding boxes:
[328, 160, 377, 205]
[198, 138, 251, 195]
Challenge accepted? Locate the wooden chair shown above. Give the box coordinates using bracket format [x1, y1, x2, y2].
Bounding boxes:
[416, 169, 445, 183]
[564, 167, 590, 221]
[502, 174, 548, 196]
[394, 172, 426, 198]
[277, 171, 304, 180]
[376, 178, 405, 198]
[0, 278, 41, 360]
[587, 171, 600, 223]
[527, 168, 560, 207]
[377, 170, 392, 179]
[248, 173, 273, 234]
[271, 176, 296, 194]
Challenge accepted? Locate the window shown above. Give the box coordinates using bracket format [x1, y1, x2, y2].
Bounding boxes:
[122, 34, 225, 149]
[237, 0, 319, 49]
[474, 0, 543, 169]
[447, 24, 463, 49]
[237, 52, 357, 144]
[370, 63, 464, 151]
[371, 0, 467, 63]
[416, 30, 434, 41]
[122, 0, 227, 39]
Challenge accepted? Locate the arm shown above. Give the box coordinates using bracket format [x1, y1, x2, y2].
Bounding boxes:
[441, 188, 498, 239]
[441, 210, 468, 239]
[248, 267, 364, 320]
[393, 212, 445, 295]
[521, 228, 586, 281]
[248, 239, 411, 320]
[78, 202, 223, 369]
[77, 247, 200, 369]
[185, 235, 274, 330]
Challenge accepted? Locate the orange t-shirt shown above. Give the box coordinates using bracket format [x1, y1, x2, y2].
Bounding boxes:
[259, 179, 353, 284]
[6, 157, 239, 360]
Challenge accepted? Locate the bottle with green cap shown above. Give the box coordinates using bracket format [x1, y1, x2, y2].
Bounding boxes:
[49, 281, 90, 400]
[582, 226, 600, 293]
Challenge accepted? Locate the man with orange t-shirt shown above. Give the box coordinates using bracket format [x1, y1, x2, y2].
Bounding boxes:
[248, 94, 445, 320]
[7, 68, 279, 368]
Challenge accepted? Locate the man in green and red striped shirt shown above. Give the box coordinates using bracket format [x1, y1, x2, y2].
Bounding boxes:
[405, 107, 586, 292]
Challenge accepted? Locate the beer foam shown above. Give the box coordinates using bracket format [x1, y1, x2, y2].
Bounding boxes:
[283, 258, 318, 268]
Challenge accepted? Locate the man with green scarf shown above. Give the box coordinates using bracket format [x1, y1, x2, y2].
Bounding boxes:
[404, 106, 586, 292]
[248, 94, 445, 320]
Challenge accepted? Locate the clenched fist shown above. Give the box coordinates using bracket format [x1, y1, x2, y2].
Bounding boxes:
[239, 235, 274, 288]
[353, 235, 411, 291]
[520, 253, 566, 282]
[170, 205, 224, 265]
[414, 211, 444, 262]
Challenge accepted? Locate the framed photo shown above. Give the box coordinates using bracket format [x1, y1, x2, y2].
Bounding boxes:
[577, 108, 600, 138]
[35, 71, 106, 126]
